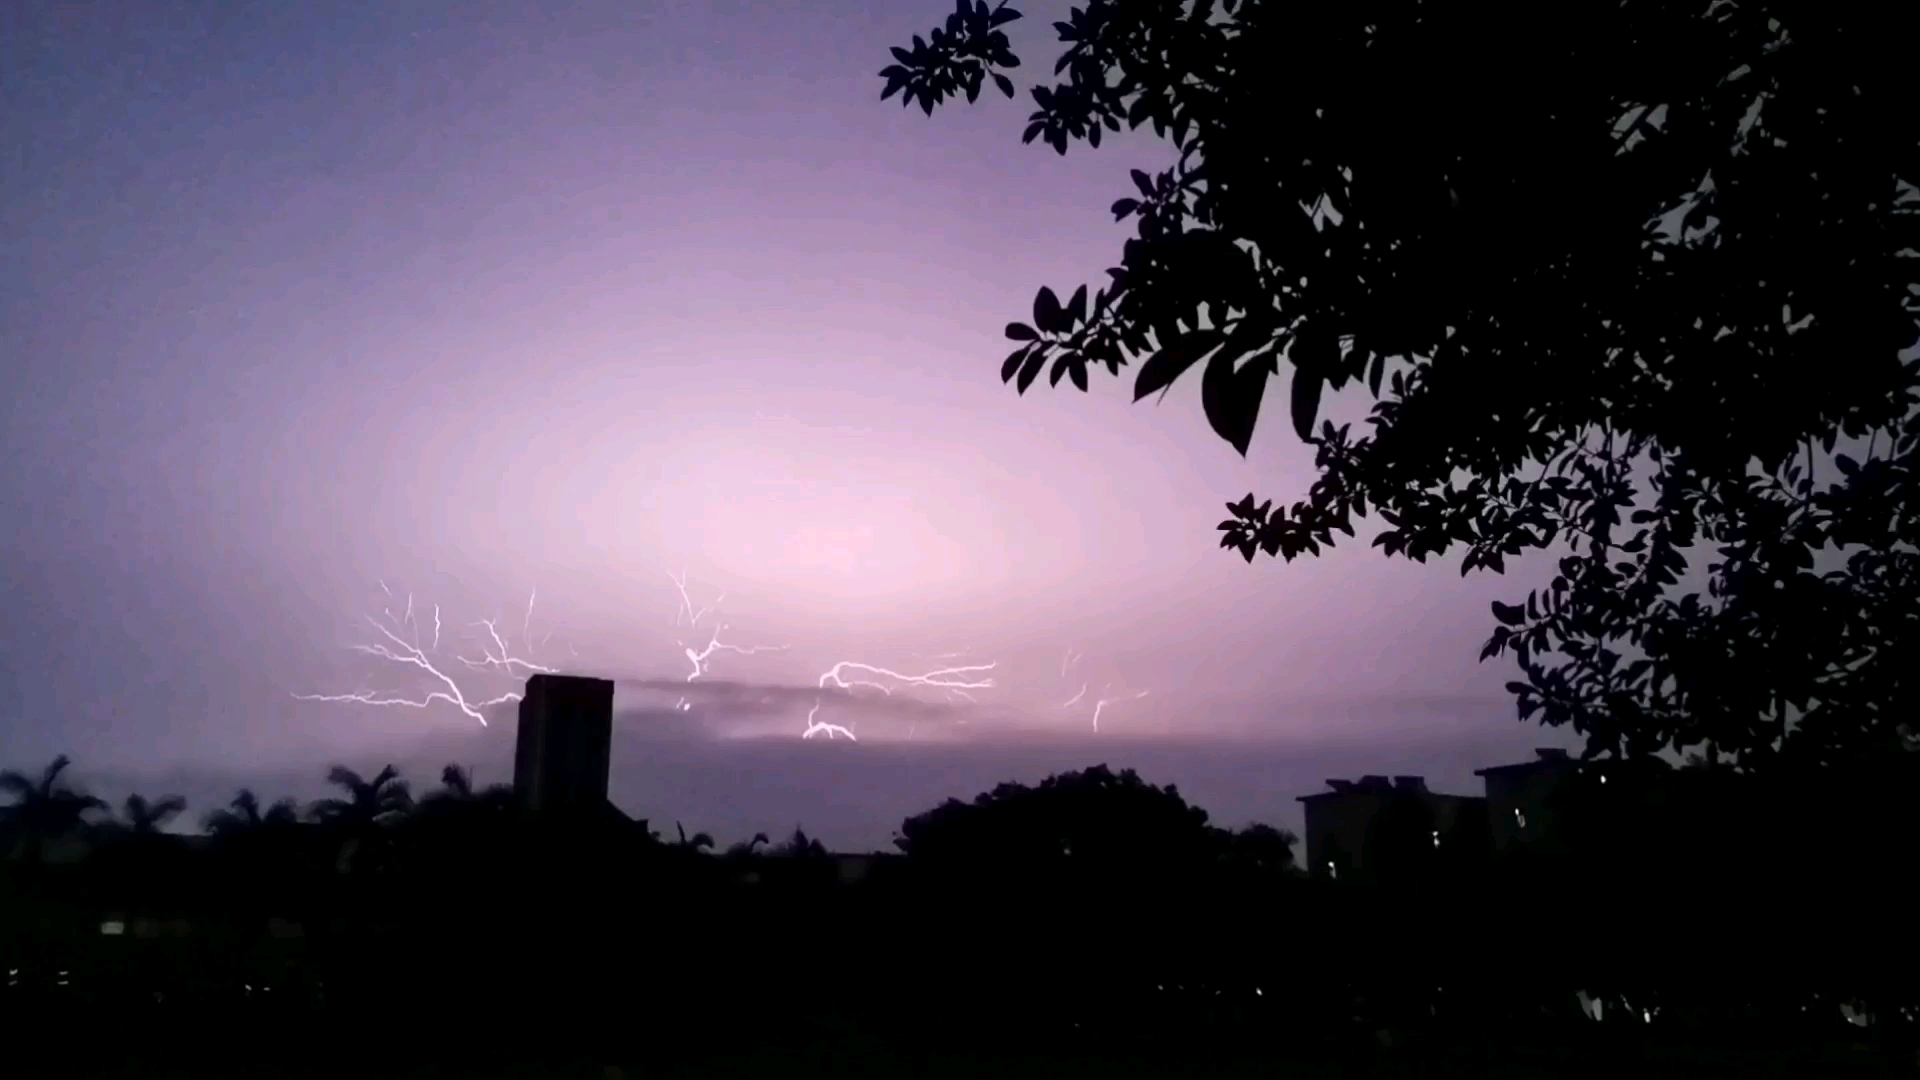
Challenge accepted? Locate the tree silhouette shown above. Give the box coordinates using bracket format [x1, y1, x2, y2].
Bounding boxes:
[882, 2, 1920, 771]
[415, 764, 515, 817]
[673, 821, 716, 853]
[1219, 822, 1300, 877]
[107, 793, 188, 836]
[723, 832, 772, 859]
[307, 765, 413, 879]
[771, 827, 827, 859]
[0, 754, 107, 860]
[307, 765, 413, 829]
[437, 763, 476, 801]
[202, 788, 300, 836]
[894, 764, 1218, 889]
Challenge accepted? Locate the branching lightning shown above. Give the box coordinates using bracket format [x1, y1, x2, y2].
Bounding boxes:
[804, 661, 998, 741]
[1056, 648, 1150, 732]
[1090, 686, 1152, 733]
[295, 583, 559, 727]
[299, 573, 1147, 743]
[667, 568, 789, 711]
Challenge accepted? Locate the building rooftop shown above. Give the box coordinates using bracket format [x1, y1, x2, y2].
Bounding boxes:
[1297, 774, 1434, 802]
[1473, 748, 1578, 777]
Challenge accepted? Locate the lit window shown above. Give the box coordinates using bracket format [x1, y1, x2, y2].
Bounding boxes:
[100, 920, 125, 936]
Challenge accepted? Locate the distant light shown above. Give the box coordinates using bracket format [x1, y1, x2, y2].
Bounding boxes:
[1255, 988, 1263, 996]
[100, 920, 125, 936]
[1431, 829, 1440, 848]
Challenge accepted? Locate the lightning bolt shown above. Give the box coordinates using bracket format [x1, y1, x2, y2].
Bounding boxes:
[1056, 651, 1150, 732]
[1090, 687, 1151, 733]
[803, 700, 857, 741]
[295, 587, 559, 727]
[667, 569, 788, 711]
[802, 660, 998, 741]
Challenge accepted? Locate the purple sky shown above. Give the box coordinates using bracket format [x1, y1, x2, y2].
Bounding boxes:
[2, 0, 1577, 842]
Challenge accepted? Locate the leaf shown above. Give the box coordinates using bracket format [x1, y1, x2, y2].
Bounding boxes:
[1067, 285, 1088, 327]
[1131, 169, 1155, 199]
[1111, 197, 1140, 220]
[1479, 626, 1512, 661]
[965, 78, 980, 104]
[1006, 322, 1039, 341]
[1016, 347, 1047, 393]
[1203, 343, 1275, 456]
[1023, 121, 1046, 144]
[993, 73, 1015, 98]
[1002, 345, 1033, 383]
[1289, 368, 1323, 443]
[1367, 351, 1386, 397]
[1290, 325, 1340, 377]
[1133, 329, 1223, 402]
[1070, 363, 1089, 392]
[1836, 454, 1860, 477]
[1033, 286, 1065, 334]
[990, 6, 1022, 27]
[890, 47, 915, 65]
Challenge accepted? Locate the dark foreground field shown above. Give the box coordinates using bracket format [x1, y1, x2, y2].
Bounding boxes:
[25, 998, 1917, 1080]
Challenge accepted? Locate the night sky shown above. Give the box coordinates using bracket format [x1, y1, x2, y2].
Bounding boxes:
[2, 0, 1576, 847]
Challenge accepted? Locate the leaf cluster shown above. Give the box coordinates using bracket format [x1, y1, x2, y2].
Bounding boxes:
[885, 1, 1920, 768]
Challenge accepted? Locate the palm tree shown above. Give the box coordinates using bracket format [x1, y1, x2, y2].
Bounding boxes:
[723, 832, 772, 859]
[0, 754, 107, 861]
[307, 765, 412, 828]
[93, 792, 192, 901]
[202, 788, 300, 836]
[108, 793, 188, 836]
[672, 821, 716, 853]
[308, 765, 412, 877]
[418, 764, 515, 813]
[436, 763, 476, 801]
[772, 827, 827, 859]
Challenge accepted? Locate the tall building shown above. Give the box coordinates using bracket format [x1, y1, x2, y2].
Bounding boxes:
[1296, 775, 1487, 882]
[1473, 748, 1584, 857]
[514, 674, 616, 816]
